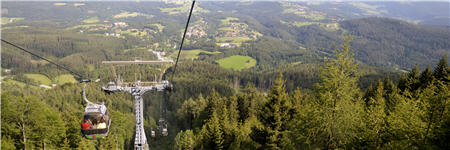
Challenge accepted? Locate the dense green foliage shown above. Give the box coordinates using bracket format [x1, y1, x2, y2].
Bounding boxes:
[172, 38, 450, 149]
[1, 1, 449, 149]
[2, 2, 449, 71]
[2, 34, 448, 149]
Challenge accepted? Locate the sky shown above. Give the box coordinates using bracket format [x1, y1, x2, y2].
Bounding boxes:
[2, 0, 449, 1]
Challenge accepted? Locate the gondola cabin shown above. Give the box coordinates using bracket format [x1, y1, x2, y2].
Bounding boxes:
[159, 118, 168, 136]
[81, 103, 111, 140]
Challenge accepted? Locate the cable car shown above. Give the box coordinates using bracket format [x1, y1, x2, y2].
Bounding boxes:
[81, 84, 111, 140]
[159, 118, 168, 136]
[151, 130, 156, 137]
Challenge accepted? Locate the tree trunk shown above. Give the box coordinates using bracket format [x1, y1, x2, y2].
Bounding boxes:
[20, 121, 27, 150]
[328, 96, 337, 149]
[424, 109, 434, 144]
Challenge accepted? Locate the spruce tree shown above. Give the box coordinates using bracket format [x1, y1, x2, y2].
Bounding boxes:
[386, 97, 426, 149]
[398, 65, 421, 97]
[200, 111, 224, 150]
[364, 80, 387, 148]
[251, 73, 294, 150]
[237, 86, 259, 122]
[314, 36, 364, 149]
[383, 76, 402, 114]
[433, 54, 449, 83]
[174, 130, 195, 150]
[419, 65, 434, 88]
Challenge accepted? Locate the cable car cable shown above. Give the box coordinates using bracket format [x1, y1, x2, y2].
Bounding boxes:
[170, 0, 196, 82]
[1, 40, 108, 139]
[1, 39, 86, 81]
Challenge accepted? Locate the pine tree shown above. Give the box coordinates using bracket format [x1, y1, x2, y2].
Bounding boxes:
[174, 130, 195, 150]
[77, 139, 96, 150]
[364, 80, 387, 148]
[251, 73, 294, 150]
[237, 85, 259, 122]
[419, 78, 449, 147]
[314, 36, 364, 149]
[419, 65, 434, 88]
[1, 135, 16, 150]
[383, 76, 402, 114]
[385, 97, 427, 149]
[290, 85, 319, 148]
[398, 65, 421, 96]
[60, 138, 71, 150]
[205, 89, 223, 118]
[200, 111, 224, 150]
[433, 54, 449, 83]
[291, 87, 304, 108]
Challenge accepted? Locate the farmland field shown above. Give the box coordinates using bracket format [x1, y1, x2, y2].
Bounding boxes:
[24, 74, 52, 85]
[1, 17, 24, 25]
[3, 79, 40, 89]
[294, 22, 322, 27]
[149, 24, 165, 31]
[53, 3, 66, 6]
[66, 24, 103, 30]
[216, 37, 252, 43]
[54, 74, 77, 85]
[216, 55, 256, 71]
[220, 17, 239, 24]
[160, 3, 209, 15]
[114, 11, 140, 18]
[83, 16, 99, 23]
[171, 49, 221, 60]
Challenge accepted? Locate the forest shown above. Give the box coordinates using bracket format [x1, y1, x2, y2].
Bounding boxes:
[2, 37, 449, 149]
[1, 1, 449, 150]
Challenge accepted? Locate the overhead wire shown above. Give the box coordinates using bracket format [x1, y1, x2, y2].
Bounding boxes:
[1, 39, 85, 79]
[170, 0, 196, 82]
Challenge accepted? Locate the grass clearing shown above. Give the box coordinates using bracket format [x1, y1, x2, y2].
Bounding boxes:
[216, 37, 252, 43]
[114, 11, 140, 18]
[66, 24, 103, 30]
[149, 24, 165, 31]
[160, 3, 209, 15]
[54, 74, 77, 85]
[1, 25, 29, 30]
[53, 3, 67, 6]
[83, 16, 99, 23]
[216, 55, 256, 71]
[2, 17, 24, 25]
[3, 79, 40, 89]
[115, 30, 147, 37]
[74, 3, 85, 7]
[294, 22, 322, 27]
[216, 43, 242, 47]
[311, 15, 326, 21]
[86, 64, 95, 71]
[218, 27, 233, 31]
[292, 22, 340, 31]
[349, 2, 382, 15]
[220, 17, 239, 25]
[24, 74, 52, 85]
[282, 8, 297, 14]
[170, 49, 221, 60]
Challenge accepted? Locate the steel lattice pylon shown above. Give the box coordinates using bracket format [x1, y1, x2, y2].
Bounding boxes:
[102, 58, 172, 150]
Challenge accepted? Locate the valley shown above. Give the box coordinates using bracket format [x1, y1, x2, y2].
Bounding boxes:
[1, 1, 449, 149]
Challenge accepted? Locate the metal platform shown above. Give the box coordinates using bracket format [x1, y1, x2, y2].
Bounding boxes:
[102, 57, 173, 150]
[102, 60, 173, 65]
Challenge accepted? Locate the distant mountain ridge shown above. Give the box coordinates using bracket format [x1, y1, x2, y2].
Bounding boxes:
[339, 17, 450, 69]
[1, 1, 448, 72]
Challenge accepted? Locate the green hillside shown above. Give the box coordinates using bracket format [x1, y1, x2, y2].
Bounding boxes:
[24, 74, 52, 85]
[54, 74, 77, 85]
[1, 1, 449, 150]
[216, 55, 256, 71]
